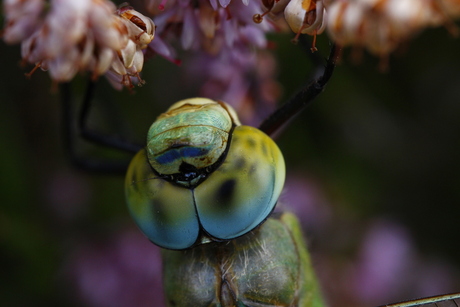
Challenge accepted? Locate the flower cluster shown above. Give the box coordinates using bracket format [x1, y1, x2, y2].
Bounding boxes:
[4, 0, 460, 89]
[247, 0, 329, 52]
[264, 0, 460, 57]
[109, 4, 156, 88]
[185, 47, 281, 125]
[143, 0, 281, 122]
[2, 0, 154, 87]
[144, 0, 275, 61]
[325, 0, 460, 57]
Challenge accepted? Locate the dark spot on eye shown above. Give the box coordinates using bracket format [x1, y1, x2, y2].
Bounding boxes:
[215, 179, 236, 207]
[130, 172, 138, 184]
[130, 178, 140, 192]
[234, 157, 246, 170]
[246, 138, 256, 148]
[261, 141, 268, 156]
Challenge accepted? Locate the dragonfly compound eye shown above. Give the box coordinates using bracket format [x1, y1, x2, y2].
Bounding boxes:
[125, 98, 285, 250]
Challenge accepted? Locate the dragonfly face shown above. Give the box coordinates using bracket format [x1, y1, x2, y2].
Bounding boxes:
[125, 98, 286, 250]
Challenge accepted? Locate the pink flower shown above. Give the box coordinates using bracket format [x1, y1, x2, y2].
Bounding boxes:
[66, 229, 165, 307]
[3, 0, 155, 87]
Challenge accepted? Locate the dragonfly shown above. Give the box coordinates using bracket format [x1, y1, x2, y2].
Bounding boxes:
[57, 38, 460, 307]
[0, 1, 458, 304]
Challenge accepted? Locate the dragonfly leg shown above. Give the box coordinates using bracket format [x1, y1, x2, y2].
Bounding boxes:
[77, 80, 142, 154]
[258, 43, 341, 137]
[60, 81, 142, 174]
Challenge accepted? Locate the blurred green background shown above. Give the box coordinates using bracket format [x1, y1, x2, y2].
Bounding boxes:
[1, 18, 460, 307]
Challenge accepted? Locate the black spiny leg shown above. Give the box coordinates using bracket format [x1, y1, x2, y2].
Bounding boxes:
[78, 81, 143, 154]
[61, 80, 143, 174]
[258, 43, 341, 137]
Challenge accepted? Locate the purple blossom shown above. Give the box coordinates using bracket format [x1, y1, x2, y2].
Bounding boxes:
[2, 0, 154, 86]
[349, 219, 416, 303]
[66, 229, 164, 307]
[144, 0, 280, 121]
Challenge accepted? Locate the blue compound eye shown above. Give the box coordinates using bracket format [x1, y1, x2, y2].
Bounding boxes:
[125, 150, 200, 250]
[193, 125, 285, 240]
[125, 98, 285, 250]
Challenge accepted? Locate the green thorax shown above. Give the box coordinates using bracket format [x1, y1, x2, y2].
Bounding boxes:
[162, 212, 325, 307]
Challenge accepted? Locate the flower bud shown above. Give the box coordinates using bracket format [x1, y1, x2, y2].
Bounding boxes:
[118, 5, 155, 49]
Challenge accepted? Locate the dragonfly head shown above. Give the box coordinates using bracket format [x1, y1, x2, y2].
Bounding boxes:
[125, 98, 285, 250]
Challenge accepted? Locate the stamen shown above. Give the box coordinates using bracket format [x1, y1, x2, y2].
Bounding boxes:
[310, 29, 318, 52]
[24, 62, 42, 78]
[135, 73, 146, 86]
[254, 0, 280, 23]
[291, 30, 302, 44]
[122, 74, 134, 89]
[253, 11, 270, 24]
[292, 20, 311, 44]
